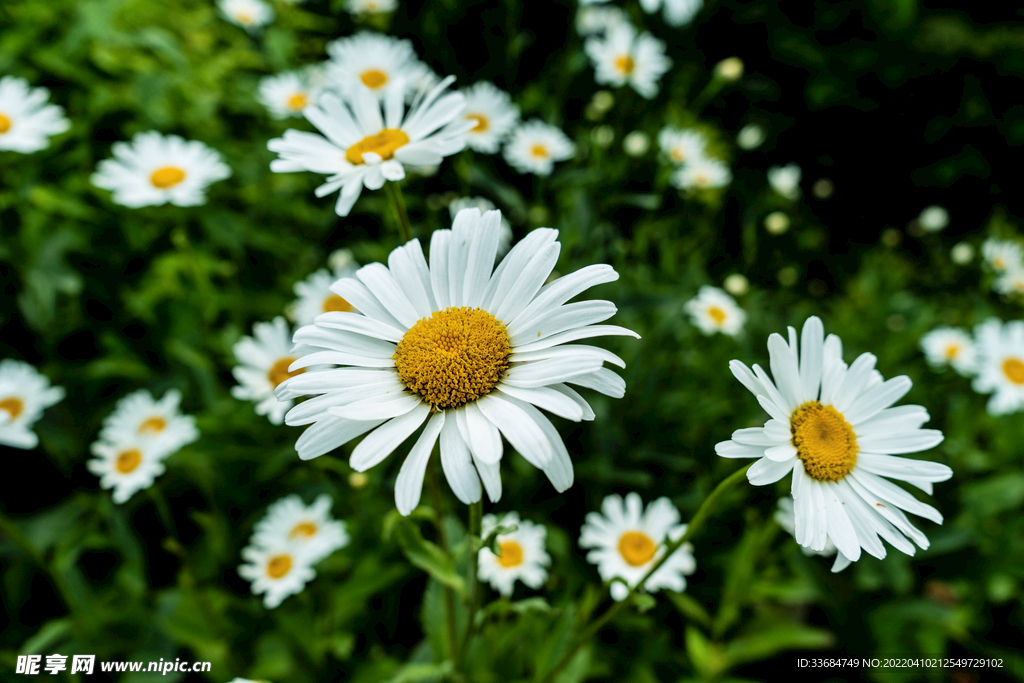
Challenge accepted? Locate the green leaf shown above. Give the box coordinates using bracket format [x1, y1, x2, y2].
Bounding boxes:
[390, 519, 465, 597]
[481, 523, 519, 555]
[18, 619, 72, 656]
[665, 591, 713, 628]
[722, 624, 835, 670]
[384, 660, 454, 683]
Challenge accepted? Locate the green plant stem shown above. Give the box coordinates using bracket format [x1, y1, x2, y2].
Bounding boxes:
[428, 459, 459, 661]
[539, 464, 752, 683]
[457, 500, 483, 670]
[385, 181, 412, 244]
[0, 509, 80, 628]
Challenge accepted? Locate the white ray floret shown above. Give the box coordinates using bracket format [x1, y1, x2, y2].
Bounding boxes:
[775, 497, 851, 572]
[237, 541, 317, 608]
[252, 494, 350, 563]
[87, 436, 172, 504]
[218, 0, 274, 31]
[503, 120, 576, 176]
[324, 32, 424, 99]
[658, 127, 706, 165]
[684, 285, 746, 337]
[981, 238, 1023, 274]
[584, 23, 672, 99]
[291, 255, 362, 327]
[971, 318, 1024, 416]
[232, 317, 315, 425]
[459, 82, 520, 154]
[0, 360, 65, 450]
[0, 76, 70, 154]
[258, 67, 326, 120]
[919, 327, 977, 377]
[449, 197, 513, 260]
[477, 511, 551, 597]
[98, 389, 199, 455]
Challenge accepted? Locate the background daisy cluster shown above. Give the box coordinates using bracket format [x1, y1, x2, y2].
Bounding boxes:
[2, 1, 1024, 682]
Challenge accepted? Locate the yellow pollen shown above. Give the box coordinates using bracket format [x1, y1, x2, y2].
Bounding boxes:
[393, 307, 510, 410]
[615, 55, 635, 75]
[360, 69, 389, 89]
[530, 144, 549, 158]
[345, 128, 410, 165]
[0, 113, 10, 134]
[287, 92, 308, 111]
[618, 531, 657, 567]
[289, 521, 318, 538]
[943, 344, 960, 360]
[116, 449, 142, 474]
[790, 401, 858, 482]
[467, 113, 490, 132]
[496, 540, 524, 568]
[993, 257, 1006, 270]
[708, 306, 727, 324]
[138, 416, 167, 434]
[322, 294, 354, 313]
[267, 554, 292, 579]
[694, 173, 709, 186]
[235, 12, 253, 24]
[670, 148, 685, 162]
[150, 166, 186, 189]
[268, 356, 305, 388]
[0, 397, 24, 419]
[1003, 358, 1024, 385]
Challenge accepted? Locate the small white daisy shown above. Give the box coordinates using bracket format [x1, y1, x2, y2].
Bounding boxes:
[658, 127, 706, 165]
[981, 238, 1023, 274]
[684, 285, 746, 337]
[768, 163, 801, 200]
[252, 494, 350, 563]
[477, 511, 551, 597]
[258, 68, 325, 120]
[460, 82, 520, 154]
[98, 389, 199, 455]
[918, 205, 949, 232]
[0, 360, 64, 450]
[324, 32, 423, 99]
[87, 437, 171, 504]
[715, 316, 953, 567]
[218, 0, 274, 31]
[920, 327, 977, 377]
[238, 541, 317, 608]
[994, 269, 1024, 297]
[671, 156, 731, 190]
[584, 23, 671, 99]
[736, 123, 766, 150]
[503, 120, 576, 176]
[0, 76, 70, 154]
[774, 498, 851, 572]
[291, 257, 362, 328]
[579, 493, 696, 601]
[971, 318, 1024, 416]
[268, 77, 472, 216]
[231, 316, 313, 425]
[91, 131, 231, 208]
[449, 196, 513, 259]
[640, 0, 704, 26]
[576, 5, 629, 36]
[346, 0, 397, 13]
[275, 207, 639, 514]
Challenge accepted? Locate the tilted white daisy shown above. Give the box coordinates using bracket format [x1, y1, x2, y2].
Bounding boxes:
[684, 285, 746, 337]
[291, 257, 362, 328]
[920, 327, 977, 377]
[994, 269, 1024, 297]
[91, 131, 231, 208]
[275, 207, 639, 515]
[346, 0, 398, 14]
[324, 32, 423, 99]
[774, 497, 851, 572]
[658, 127, 706, 165]
[252, 494, 350, 563]
[87, 436, 171, 504]
[981, 238, 1023, 274]
[0, 360, 64, 450]
[768, 163, 801, 200]
[232, 316, 313, 425]
[258, 67, 325, 120]
[714, 316, 953, 566]
[267, 77, 472, 216]
[579, 493, 696, 601]
[503, 120, 576, 176]
[460, 82, 520, 154]
[238, 541, 317, 608]
[671, 156, 731, 190]
[477, 511, 551, 597]
[0, 76, 70, 154]
[640, 0, 704, 26]
[971, 318, 1024, 416]
[576, 5, 629, 37]
[449, 196, 513, 260]
[584, 23, 672, 100]
[98, 389, 199, 455]
[218, 0, 274, 31]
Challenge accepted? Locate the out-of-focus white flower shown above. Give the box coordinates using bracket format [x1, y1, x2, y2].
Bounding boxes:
[324, 32, 424, 99]
[252, 494, 350, 563]
[0, 360, 64, 450]
[723, 273, 749, 296]
[972, 318, 1024, 415]
[920, 327, 977, 377]
[459, 82, 520, 154]
[258, 67, 325, 120]
[478, 511, 550, 597]
[994, 269, 1024, 297]
[982, 238, 1023, 274]
[918, 205, 949, 233]
[503, 120, 576, 176]
[346, 0, 397, 14]
[768, 164, 801, 200]
[684, 285, 746, 336]
[291, 258, 362, 327]
[0, 76, 70, 154]
[238, 541, 317, 609]
[672, 156, 731, 190]
[98, 389, 199, 456]
[623, 131, 650, 156]
[658, 127, 705, 165]
[584, 23, 671, 99]
[640, 0, 703, 26]
[231, 317, 314, 425]
[736, 123, 765, 150]
[218, 0, 274, 31]
[87, 437, 171, 505]
[576, 5, 629, 37]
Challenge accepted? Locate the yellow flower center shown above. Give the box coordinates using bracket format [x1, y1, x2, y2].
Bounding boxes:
[360, 69, 389, 89]
[618, 531, 657, 567]
[694, 173, 709, 186]
[0, 113, 11, 134]
[268, 356, 305, 388]
[530, 144, 549, 158]
[287, 92, 308, 111]
[345, 128, 410, 165]
[150, 166, 187, 189]
[138, 416, 167, 434]
[236, 12, 253, 25]
[1003, 358, 1024, 385]
[289, 521, 318, 538]
[992, 257, 1006, 270]
[322, 294, 353, 313]
[393, 307, 510, 410]
[615, 55, 635, 75]
[943, 344, 960, 360]
[670, 148, 685, 162]
[267, 554, 293, 579]
[495, 540, 524, 568]
[0, 397, 24, 419]
[467, 113, 490, 132]
[790, 401, 858, 482]
[708, 306, 727, 324]
[116, 449, 142, 474]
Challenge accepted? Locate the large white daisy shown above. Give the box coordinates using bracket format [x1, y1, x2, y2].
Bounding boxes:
[267, 76, 472, 216]
[671, 156, 731, 190]
[0, 360, 64, 450]
[460, 82, 520, 154]
[231, 316, 313, 425]
[477, 511, 551, 597]
[91, 131, 231, 208]
[98, 389, 199, 455]
[237, 541, 317, 609]
[774, 498, 851, 572]
[658, 127, 706, 165]
[449, 196, 513, 260]
[257, 67, 325, 120]
[640, 0, 704, 26]
[502, 120, 576, 176]
[275, 207, 639, 515]
[0, 76, 70, 154]
[971, 318, 1024, 415]
[919, 327, 976, 377]
[579, 493, 696, 601]
[218, 0, 274, 31]
[87, 436, 171, 504]
[715, 316, 953, 566]
[584, 23, 672, 100]
[324, 32, 423, 99]
[252, 494, 350, 563]
[684, 285, 745, 337]
[290, 257, 362, 327]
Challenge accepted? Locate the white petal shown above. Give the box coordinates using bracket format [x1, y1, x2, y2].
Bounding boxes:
[767, 333, 800, 411]
[821, 483, 861, 562]
[491, 242, 561, 323]
[798, 316, 824, 403]
[503, 357, 604, 389]
[548, 384, 596, 420]
[429, 229, 451, 309]
[508, 264, 618, 330]
[462, 210, 501, 309]
[857, 430, 944, 455]
[387, 239, 438, 318]
[729, 360, 767, 398]
[509, 344, 625, 369]
[731, 428, 778, 447]
[831, 552, 853, 572]
[715, 440, 767, 459]
[849, 469, 943, 524]
[502, 396, 574, 491]
[313, 312, 406, 343]
[494, 384, 585, 421]
[349, 402, 431, 472]
[330, 277, 405, 330]
[475, 392, 554, 468]
[856, 453, 952, 483]
[395, 412, 445, 516]
[566, 368, 626, 398]
[328, 392, 422, 421]
[439, 417, 482, 504]
[509, 325, 640, 354]
[356, 263, 421, 329]
[747, 456, 796, 485]
[294, 415, 384, 460]
[482, 228, 559, 313]
[831, 353, 876, 413]
[461, 401, 503, 465]
[844, 376, 912, 426]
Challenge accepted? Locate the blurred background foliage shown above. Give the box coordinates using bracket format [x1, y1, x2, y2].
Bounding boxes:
[1, 0, 1023, 681]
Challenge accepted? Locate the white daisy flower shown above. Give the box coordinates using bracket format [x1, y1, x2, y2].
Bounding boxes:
[449, 197, 513, 259]
[460, 82, 520, 154]
[477, 511, 551, 597]
[258, 68, 325, 120]
[324, 32, 423, 99]
[91, 131, 231, 208]
[503, 120, 576, 176]
[658, 127, 706, 165]
[291, 258, 362, 328]
[736, 123, 766, 150]
[232, 316, 313, 425]
[346, 0, 397, 13]
[714, 316, 953, 567]
[576, 5, 629, 36]
[584, 23, 672, 99]
[275, 207, 639, 515]
[252, 494, 350, 563]
[684, 285, 746, 337]
[768, 163, 801, 200]
[918, 205, 949, 232]
[87, 436, 171, 504]
[671, 156, 731, 190]
[238, 541, 317, 608]
[971, 318, 1024, 416]
[268, 76, 472, 216]
[994, 269, 1024, 297]
[0, 360, 64, 450]
[920, 327, 977, 376]
[579, 493, 696, 601]
[98, 389, 199, 455]
[640, 0, 703, 26]
[981, 238, 1023, 274]
[0, 76, 70, 154]
[218, 0, 274, 31]
[774, 498, 851, 572]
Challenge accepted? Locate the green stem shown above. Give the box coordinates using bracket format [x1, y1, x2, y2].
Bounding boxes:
[0, 509, 80, 626]
[427, 458, 458, 661]
[457, 500, 483, 670]
[385, 181, 412, 244]
[539, 464, 752, 683]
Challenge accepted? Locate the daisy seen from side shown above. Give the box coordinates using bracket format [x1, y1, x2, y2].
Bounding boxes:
[919, 327, 977, 377]
[503, 120, 576, 176]
[584, 23, 672, 99]
[477, 511, 551, 597]
[658, 127, 706, 165]
[460, 82, 520, 154]
[252, 494, 350, 563]
[0, 360, 65, 450]
[218, 0, 274, 31]
[671, 155, 731, 190]
[98, 388, 199, 455]
[231, 316, 312, 425]
[971, 318, 1024, 416]
[684, 285, 746, 337]
[0, 76, 70, 154]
